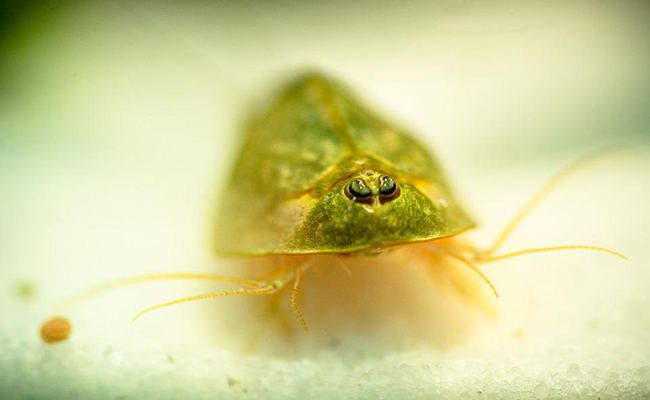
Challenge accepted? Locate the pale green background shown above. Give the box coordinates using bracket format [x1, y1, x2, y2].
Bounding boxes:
[1, 1, 649, 399]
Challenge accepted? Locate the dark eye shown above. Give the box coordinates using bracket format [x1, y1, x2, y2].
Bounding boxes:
[379, 176, 397, 196]
[349, 179, 371, 198]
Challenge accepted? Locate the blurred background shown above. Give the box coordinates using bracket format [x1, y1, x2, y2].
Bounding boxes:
[1, 0, 649, 398]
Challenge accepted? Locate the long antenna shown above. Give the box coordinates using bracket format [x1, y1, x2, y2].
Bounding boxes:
[477, 245, 627, 263]
[131, 286, 277, 324]
[484, 148, 622, 255]
[57, 272, 262, 309]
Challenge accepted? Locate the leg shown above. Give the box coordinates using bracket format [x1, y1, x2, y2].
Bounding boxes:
[420, 233, 624, 313]
[418, 242, 498, 315]
[290, 268, 309, 332]
[262, 262, 310, 334]
[423, 243, 498, 299]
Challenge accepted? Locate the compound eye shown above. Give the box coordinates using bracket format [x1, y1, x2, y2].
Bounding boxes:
[379, 176, 397, 196]
[348, 179, 371, 199]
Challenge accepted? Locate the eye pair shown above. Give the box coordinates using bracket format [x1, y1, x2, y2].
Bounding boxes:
[347, 176, 398, 200]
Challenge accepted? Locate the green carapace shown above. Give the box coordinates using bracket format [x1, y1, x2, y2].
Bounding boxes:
[214, 73, 475, 256]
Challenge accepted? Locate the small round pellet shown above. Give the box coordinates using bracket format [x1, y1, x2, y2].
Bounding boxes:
[40, 316, 72, 344]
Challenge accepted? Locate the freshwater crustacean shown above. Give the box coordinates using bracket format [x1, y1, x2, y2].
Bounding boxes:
[45, 73, 624, 338]
[126, 73, 624, 330]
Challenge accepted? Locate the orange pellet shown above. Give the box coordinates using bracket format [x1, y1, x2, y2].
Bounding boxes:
[40, 316, 72, 344]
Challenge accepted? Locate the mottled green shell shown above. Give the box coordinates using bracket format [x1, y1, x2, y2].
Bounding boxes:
[214, 73, 475, 255]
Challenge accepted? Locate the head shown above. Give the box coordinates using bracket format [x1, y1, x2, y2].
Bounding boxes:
[283, 167, 475, 254]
